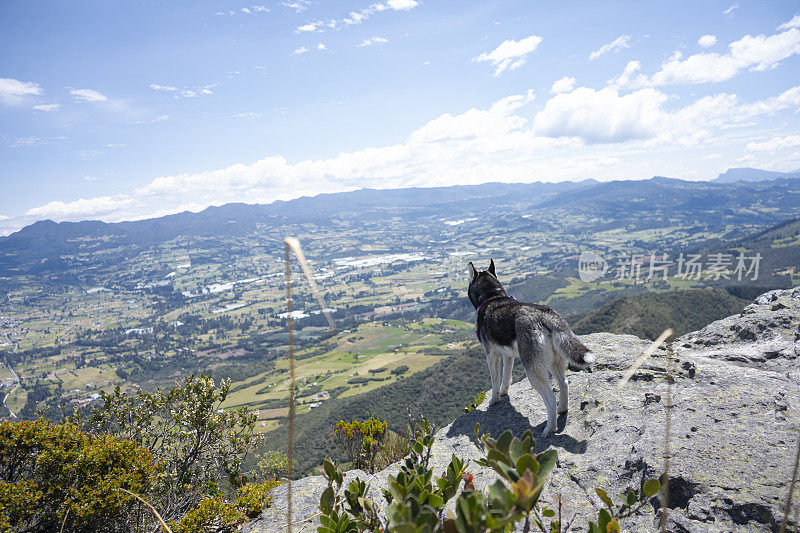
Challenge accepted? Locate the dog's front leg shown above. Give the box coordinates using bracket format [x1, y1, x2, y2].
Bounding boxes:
[486, 349, 502, 404]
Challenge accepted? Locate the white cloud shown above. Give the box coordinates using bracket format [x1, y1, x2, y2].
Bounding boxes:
[357, 36, 388, 47]
[723, 3, 738, 16]
[778, 14, 800, 30]
[7, 84, 800, 235]
[746, 135, 800, 152]
[698, 34, 717, 48]
[150, 84, 179, 92]
[297, 21, 323, 32]
[292, 46, 309, 55]
[317, 42, 327, 50]
[70, 89, 108, 102]
[134, 114, 170, 125]
[33, 103, 60, 112]
[550, 76, 576, 94]
[589, 35, 630, 60]
[282, 1, 310, 12]
[150, 83, 214, 98]
[386, 0, 418, 10]
[296, 0, 418, 33]
[25, 195, 136, 219]
[613, 28, 800, 88]
[0, 77, 43, 104]
[533, 87, 667, 143]
[473, 35, 543, 76]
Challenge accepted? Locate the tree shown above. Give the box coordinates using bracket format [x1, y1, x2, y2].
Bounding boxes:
[78, 375, 259, 521]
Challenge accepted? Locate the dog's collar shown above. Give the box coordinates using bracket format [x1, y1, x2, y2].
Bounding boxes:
[475, 295, 515, 342]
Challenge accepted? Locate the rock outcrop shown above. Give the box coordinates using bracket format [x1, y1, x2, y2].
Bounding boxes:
[244, 288, 800, 532]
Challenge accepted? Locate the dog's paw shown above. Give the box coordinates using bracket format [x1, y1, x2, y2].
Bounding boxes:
[557, 403, 568, 414]
[500, 390, 509, 397]
[489, 394, 501, 405]
[541, 426, 554, 439]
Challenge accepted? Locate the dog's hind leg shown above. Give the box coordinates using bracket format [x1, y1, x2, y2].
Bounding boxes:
[518, 331, 558, 438]
[500, 348, 514, 396]
[486, 347, 503, 404]
[552, 355, 569, 414]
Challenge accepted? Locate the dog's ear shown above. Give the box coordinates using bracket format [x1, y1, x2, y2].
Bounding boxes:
[468, 262, 478, 282]
[487, 259, 496, 277]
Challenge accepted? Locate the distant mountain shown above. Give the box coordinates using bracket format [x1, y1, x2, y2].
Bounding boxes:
[0, 180, 590, 273]
[714, 167, 800, 183]
[2, 175, 800, 275]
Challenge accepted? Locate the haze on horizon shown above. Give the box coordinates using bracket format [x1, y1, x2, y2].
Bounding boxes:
[1, 0, 800, 236]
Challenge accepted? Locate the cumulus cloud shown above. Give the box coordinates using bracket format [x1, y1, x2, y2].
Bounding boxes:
[779, 14, 800, 30]
[292, 46, 309, 55]
[317, 42, 327, 50]
[746, 135, 800, 151]
[24, 195, 136, 219]
[550, 76, 576, 94]
[357, 36, 388, 47]
[698, 34, 717, 48]
[0, 77, 43, 104]
[473, 35, 543, 76]
[589, 35, 630, 60]
[7, 83, 800, 235]
[70, 89, 108, 102]
[533, 87, 666, 143]
[296, 0, 418, 33]
[612, 28, 800, 88]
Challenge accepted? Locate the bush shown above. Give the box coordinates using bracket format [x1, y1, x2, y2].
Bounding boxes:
[391, 365, 409, 376]
[76, 374, 259, 523]
[0, 418, 155, 532]
[257, 450, 295, 481]
[332, 417, 388, 473]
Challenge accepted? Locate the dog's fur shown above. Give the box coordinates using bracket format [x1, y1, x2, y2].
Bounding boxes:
[468, 260, 595, 437]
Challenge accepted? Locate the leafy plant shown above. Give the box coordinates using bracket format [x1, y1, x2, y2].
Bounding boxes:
[0, 418, 155, 532]
[464, 391, 486, 413]
[318, 416, 664, 533]
[332, 417, 388, 473]
[74, 375, 260, 522]
[590, 476, 666, 533]
[257, 450, 296, 481]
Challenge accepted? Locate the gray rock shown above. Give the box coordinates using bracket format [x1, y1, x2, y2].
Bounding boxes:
[245, 289, 800, 533]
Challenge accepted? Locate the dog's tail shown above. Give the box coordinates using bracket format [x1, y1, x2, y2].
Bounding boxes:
[552, 329, 595, 368]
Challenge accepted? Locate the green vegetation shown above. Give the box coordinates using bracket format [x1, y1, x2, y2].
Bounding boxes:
[0, 418, 154, 532]
[0, 377, 283, 532]
[317, 417, 664, 532]
[571, 289, 749, 340]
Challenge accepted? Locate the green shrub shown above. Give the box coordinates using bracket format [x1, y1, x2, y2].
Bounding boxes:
[332, 417, 388, 473]
[0, 418, 155, 532]
[77, 375, 258, 521]
[257, 450, 295, 481]
[318, 418, 665, 532]
[391, 365, 409, 376]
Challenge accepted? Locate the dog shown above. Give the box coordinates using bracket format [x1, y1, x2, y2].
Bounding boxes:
[468, 260, 595, 438]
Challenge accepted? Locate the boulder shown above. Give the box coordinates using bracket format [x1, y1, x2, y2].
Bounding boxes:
[244, 288, 800, 532]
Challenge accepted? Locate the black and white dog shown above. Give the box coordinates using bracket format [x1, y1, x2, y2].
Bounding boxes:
[468, 260, 595, 437]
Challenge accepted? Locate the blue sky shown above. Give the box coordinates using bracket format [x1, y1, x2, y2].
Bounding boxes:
[1, 0, 799, 235]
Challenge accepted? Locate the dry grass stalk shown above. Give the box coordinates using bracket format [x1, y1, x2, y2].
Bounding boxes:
[282, 237, 336, 532]
[118, 488, 173, 533]
[780, 430, 800, 533]
[660, 341, 673, 533]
